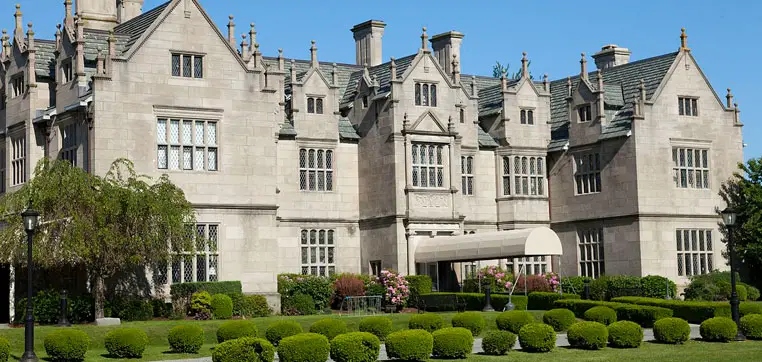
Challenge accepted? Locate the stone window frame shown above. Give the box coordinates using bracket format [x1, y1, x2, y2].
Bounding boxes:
[411, 142, 446, 189]
[520, 108, 535, 125]
[574, 151, 602, 195]
[299, 147, 334, 192]
[10, 72, 25, 98]
[171, 52, 204, 79]
[459, 108, 465, 123]
[578, 227, 605, 278]
[461, 155, 474, 196]
[512, 155, 545, 196]
[157, 118, 218, 172]
[300, 228, 336, 277]
[507, 256, 548, 276]
[577, 104, 592, 123]
[676, 229, 713, 277]
[11, 133, 26, 186]
[60, 58, 74, 84]
[678, 96, 699, 117]
[414, 81, 438, 107]
[307, 96, 325, 114]
[169, 223, 219, 284]
[672, 147, 709, 189]
[60, 123, 78, 166]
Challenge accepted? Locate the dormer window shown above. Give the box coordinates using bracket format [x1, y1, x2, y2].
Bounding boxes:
[61, 58, 74, 83]
[172, 53, 203, 78]
[307, 97, 324, 114]
[10, 73, 25, 98]
[520, 109, 534, 125]
[678, 97, 698, 116]
[362, 96, 369, 108]
[415, 82, 437, 107]
[578, 105, 592, 122]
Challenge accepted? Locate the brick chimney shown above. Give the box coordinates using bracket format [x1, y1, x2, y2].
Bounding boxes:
[430, 31, 464, 76]
[351, 20, 386, 67]
[592, 44, 631, 70]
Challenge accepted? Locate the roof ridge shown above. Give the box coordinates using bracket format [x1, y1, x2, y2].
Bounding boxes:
[550, 51, 680, 84]
[261, 56, 363, 68]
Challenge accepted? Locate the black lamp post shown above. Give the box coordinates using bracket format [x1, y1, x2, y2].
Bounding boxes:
[721, 206, 745, 341]
[20, 207, 39, 362]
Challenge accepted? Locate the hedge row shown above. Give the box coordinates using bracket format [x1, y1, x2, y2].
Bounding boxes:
[418, 293, 528, 312]
[554, 299, 672, 327]
[561, 275, 677, 301]
[610, 297, 748, 324]
[527, 292, 580, 310]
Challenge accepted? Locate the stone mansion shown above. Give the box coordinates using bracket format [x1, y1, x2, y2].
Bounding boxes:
[0, 0, 743, 310]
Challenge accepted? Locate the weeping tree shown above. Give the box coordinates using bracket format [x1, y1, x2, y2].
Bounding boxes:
[0, 158, 195, 318]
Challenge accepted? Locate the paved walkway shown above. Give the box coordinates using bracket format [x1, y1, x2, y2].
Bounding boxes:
[157, 325, 702, 362]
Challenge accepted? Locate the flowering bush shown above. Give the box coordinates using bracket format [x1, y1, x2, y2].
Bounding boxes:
[379, 270, 409, 306]
[475, 266, 514, 293]
[545, 273, 560, 292]
[278, 274, 333, 312]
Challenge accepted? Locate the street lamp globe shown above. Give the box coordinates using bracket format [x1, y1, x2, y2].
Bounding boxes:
[21, 208, 40, 232]
[721, 207, 737, 227]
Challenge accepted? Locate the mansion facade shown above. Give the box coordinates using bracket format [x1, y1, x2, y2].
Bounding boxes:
[0, 0, 743, 313]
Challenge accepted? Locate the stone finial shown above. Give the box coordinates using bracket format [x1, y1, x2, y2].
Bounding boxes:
[249, 23, 256, 52]
[639, 79, 646, 101]
[240, 34, 248, 56]
[580, 52, 587, 81]
[726, 88, 733, 108]
[500, 70, 507, 91]
[96, 49, 105, 75]
[403, 112, 410, 129]
[390, 57, 397, 79]
[310, 40, 318, 67]
[54, 24, 62, 49]
[64, 0, 73, 30]
[566, 76, 572, 97]
[680, 27, 689, 51]
[277, 48, 284, 70]
[227, 15, 235, 47]
[14, 4, 22, 38]
[470, 75, 477, 97]
[596, 69, 603, 90]
[448, 115, 455, 132]
[372, 74, 379, 88]
[420, 27, 428, 50]
[26, 22, 34, 45]
[543, 73, 549, 91]
[521, 52, 528, 78]
[290, 59, 297, 84]
[452, 54, 460, 83]
[252, 43, 260, 67]
[362, 62, 369, 79]
[332, 62, 338, 86]
[0, 29, 8, 59]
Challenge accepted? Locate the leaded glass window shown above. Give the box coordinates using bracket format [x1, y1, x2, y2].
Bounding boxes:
[157, 118, 218, 171]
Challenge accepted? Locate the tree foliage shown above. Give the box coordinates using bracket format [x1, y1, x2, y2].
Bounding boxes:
[492, 61, 533, 80]
[0, 158, 195, 317]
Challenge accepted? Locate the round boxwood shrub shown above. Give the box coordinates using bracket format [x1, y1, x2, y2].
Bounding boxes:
[432, 327, 473, 359]
[211, 294, 234, 320]
[542, 308, 577, 332]
[104, 328, 149, 358]
[584, 306, 617, 325]
[310, 318, 349, 340]
[0, 337, 10, 362]
[481, 330, 516, 355]
[385, 329, 434, 362]
[217, 320, 258, 343]
[409, 313, 445, 333]
[748, 286, 761, 301]
[358, 316, 393, 341]
[329, 332, 380, 362]
[567, 321, 608, 350]
[277, 333, 330, 362]
[496, 310, 535, 333]
[700, 317, 737, 342]
[44, 329, 90, 362]
[607, 321, 643, 348]
[737, 285, 748, 301]
[451, 312, 486, 336]
[653, 317, 691, 344]
[265, 320, 303, 346]
[518, 323, 556, 353]
[212, 337, 275, 362]
[282, 293, 316, 315]
[740, 314, 762, 339]
[168, 325, 205, 353]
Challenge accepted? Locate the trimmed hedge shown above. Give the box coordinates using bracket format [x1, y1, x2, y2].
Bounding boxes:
[406, 275, 434, 303]
[0, 337, 8, 362]
[451, 312, 486, 336]
[171, 281, 242, 313]
[542, 308, 577, 332]
[700, 317, 737, 342]
[567, 321, 608, 350]
[481, 330, 516, 355]
[554, 299, 672, 327]
[265, 320, 303, 346]
[107, 297, 154, 321]
[607, 321, 643, 348]
[432, 327, 474, 359]
[409, 313, 445, 333]
[232, 293, 272, 317]
[653, 317, 691, 344]
[329, 332, 380, 362]
[496, 310, 536, 334]
[282, 293, 316, 315]
[527, 292, 580, 310]
[385, 329, 434, 362]
[359, 316, 393, 340]
[217, 320, 258, 343]
[211, 294, 234, 320]
[418, 292, 528, 311]
[168, 325, 205, 353]
[518, 323, 556, 353]
[612, 297, 729, 323]
[749, 286, 761, 301]
[104, 328, 149, 358]
[740, 303, 762, 316]
[278, 333, 330, 362]
[44, 329, 90, 362]
[740, 314, 762, 339]
[310, 318, 349, 340]
[584, 306, 617, 325]
[212, 337, 275, 362]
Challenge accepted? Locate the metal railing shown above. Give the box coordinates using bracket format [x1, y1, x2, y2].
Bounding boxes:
[338, 296, 383, 316]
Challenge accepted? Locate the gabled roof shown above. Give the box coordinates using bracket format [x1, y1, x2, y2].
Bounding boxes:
[340, 53, 417, 105]
[265, 57, 361, 97]
[113, 1, 172, 52]
[277, 116, 361, 141]
[34, 39, 57, 79]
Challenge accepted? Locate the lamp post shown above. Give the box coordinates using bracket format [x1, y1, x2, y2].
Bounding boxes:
[721, 207, 745, 341]
[21, 207, 40, 362]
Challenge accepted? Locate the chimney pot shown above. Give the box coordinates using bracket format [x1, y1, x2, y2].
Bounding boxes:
[351, 20, 386, 67]
[430, 30, 464, 76]
[592, 44, 631, 70]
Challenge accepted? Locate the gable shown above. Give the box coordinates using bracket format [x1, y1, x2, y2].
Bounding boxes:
[651, 51, 726, 109]
[412, 110, 446, 133]
[301, 67, 332, 90]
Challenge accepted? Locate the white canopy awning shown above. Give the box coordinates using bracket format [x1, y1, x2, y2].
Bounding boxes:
[414, 227, 563, 263]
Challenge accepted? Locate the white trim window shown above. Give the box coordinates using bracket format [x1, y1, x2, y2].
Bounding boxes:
[414, 82, 437, 107]
[520, 109, 534, 125]
[299, 149, 333, 191]
[514, 256, 548, 275]
[11, 73, 24, 98]
[578, 228, 605, 278]
[171, 224, 219, 284]
[677, 229, 713, 277]
[11, 135, 25, 186]
[678, 97, 698, 116]
[575, 152, 601, 195]
[301, 229, 335, 276]
[461, 155, 474, 196]
[61, 123, 77, 166]
[412, 143, 444, 188]
[673, 148, 709, 189]
[513, 156, 545, 196]
[171, 53, 203, 78]
[157, 118, 218, 171]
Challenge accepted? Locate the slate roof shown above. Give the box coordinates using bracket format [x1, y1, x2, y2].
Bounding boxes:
[113, 1, 172, 52]
[477, 125, 499, 147]
[263, 57, 362, 98]
[83, 29, 130, 62]
[34, 39, 57, 79]
[340, 53, 417, 105]
[338, 116, 360, 140]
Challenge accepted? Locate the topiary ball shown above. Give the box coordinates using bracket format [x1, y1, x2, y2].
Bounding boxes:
[432, 327, 473, 359]
[567, 321, 608, 350]
[542, 308, 577, 332]
[451, 312, 486, 336]
[481, 330, 516, 355]
[748, 286, 761, 301]
[653, 317, 691, 344]
[409, 313, 445, 333]
[385, 329, 434, 362]
[212, 337, 275, 362]
[518, 323, 556, 353]
[358, 316, 393, 341]
[217, 320, 258, 343]
[211, 294, 234, 320]
[496, 310, 535, 333]
[0, 337, 8, 362]
[329, 332, 380, 362]
[584, 306, 617, 325]
[168, 325, 205, 353]
[740, 314, 762, 339]
[265, 320, 303, 346]
[700, 317, 737, 342]
[104, 328, 149, 358]
[607, 320, 643, 348]
[44, 329, 90, 362]
[278, 333, 330, 362]
[310, 318, 349, 340]
[737, 285, 748, 301]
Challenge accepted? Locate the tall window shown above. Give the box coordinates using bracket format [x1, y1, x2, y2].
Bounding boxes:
[301, 229, 335, 276]
[61, 58, 74, 83]
[513, 156, 544, 196]
[299, 149, 333, 191]
[520, 109, 534, 125]
[412, 143, 444, 188]
[11, 135, 25, 186]
[11, 73, 25, 98]
[61, 123, 77, 165]
[673, 148, 709, 189]
[677, 229, 712, 277]
[578, 104, 592, 122]
[171, 224, 219, 284]
[157, 118, 218, 171]
[502, 157, 511, 195]
[171, 53, 203, 78]
[414, 82, 437, 107]
[678, 97, 698, 116]
[0, 143, 5, 193]
[370, 260, 382, 277]
[307, 97, 324, 114]
[461, 155, 474, 196]
[575, 152, 601, 195]
[362, 96, 369, 108]
[459, 108, 465, 123]
[578, 228, 605, 278]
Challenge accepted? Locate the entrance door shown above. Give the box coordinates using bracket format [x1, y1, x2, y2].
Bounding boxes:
[0, 265, 9, 323]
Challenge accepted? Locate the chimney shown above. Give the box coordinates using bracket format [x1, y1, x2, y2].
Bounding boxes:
[430, 31, 464, 76]
[75, 0, 118, 31]
[118, 0, 144, 24]
[592, 44, 631, 70]
[351, 20, 386, 67]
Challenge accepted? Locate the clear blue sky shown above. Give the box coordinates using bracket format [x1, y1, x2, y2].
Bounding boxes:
[8, 0, 761, 161]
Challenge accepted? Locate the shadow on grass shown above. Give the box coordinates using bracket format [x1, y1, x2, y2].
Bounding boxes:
[644, 339, 695, 345]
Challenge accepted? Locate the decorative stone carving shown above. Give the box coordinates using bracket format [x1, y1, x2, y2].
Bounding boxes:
[413, 193, 449, 208]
